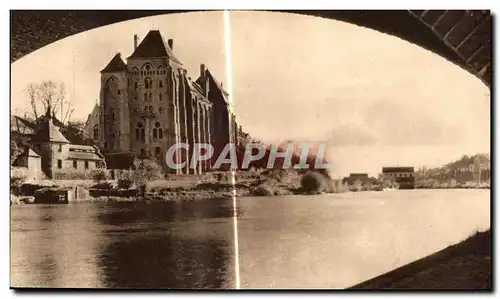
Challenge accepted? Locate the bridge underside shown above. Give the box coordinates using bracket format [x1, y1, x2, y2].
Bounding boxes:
[10, 10, 490, 87]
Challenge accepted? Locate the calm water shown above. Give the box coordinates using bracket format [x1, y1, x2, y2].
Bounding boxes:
[11, 189, 490, 289]
[11, 199, 236, 289]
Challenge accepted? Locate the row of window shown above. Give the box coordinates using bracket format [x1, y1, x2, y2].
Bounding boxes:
[133, 78, 164, 90]
[93, 121, 167, 141]
[135, 122, 165, 141]
[132, 106, 164, 114]
[131, 64, 168, 76]
[141, 92, 163, 101]
[56, 159, 89, 169]
[387, 172, 414, 178]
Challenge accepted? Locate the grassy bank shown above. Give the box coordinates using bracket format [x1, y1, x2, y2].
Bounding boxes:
[350, 229, 491, 290]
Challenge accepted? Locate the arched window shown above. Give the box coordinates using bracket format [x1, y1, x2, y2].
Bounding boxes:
[159, 80, 163, 88]
[142, 63, 153, 76]
[158, 107, 163, 114]
[134, 82, 138, 90]
[144, 92, 153, 101]
[140, 148, 146, 157]
[159, 94, 162, 101]
[136, 122, 145, 142]
[148, 106, 153, 114]
[93, 125, 98, 140]
[153, 122, 163, 140]
[144, 78, 153, 89]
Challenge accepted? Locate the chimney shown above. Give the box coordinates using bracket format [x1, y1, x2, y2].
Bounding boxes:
[200, 64, 206, 79]
[134, 34, 139, 50]
[168, 39, 173, 50]
[200, 64, 209, 97]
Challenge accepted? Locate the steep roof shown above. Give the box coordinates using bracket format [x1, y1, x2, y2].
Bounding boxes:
[196, 69, 229, 104]
[85, 103, 100, 126]
[184, 76, 211, 104]
[31, 118, 70, 144]
[11, 116, 36, 135]
[12, 146, 41, 166]
[101, 53, 127, 73]
[27, 148, 41, 158]
[67, 151, 104, 161]
[128, 30, 182, 64]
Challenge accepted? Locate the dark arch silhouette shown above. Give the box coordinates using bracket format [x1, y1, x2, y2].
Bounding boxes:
[10, 10, 491, 87]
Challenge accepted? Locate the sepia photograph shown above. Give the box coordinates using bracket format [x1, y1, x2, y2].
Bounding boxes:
[9, 9, 491, 290]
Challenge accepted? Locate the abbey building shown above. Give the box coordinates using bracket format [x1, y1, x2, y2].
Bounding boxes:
[91, 30, 242, 175]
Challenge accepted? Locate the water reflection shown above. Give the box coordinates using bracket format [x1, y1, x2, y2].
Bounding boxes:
[237, 190, 490, 288]
[11, 199, 235, 289]
[12, 191, 489, 289]
[96, 200, 235, 289]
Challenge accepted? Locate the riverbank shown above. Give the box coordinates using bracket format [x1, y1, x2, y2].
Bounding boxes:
[11, 173, 492, 205]
[11, 169, 346, 204]
[350, 229, 491, 290]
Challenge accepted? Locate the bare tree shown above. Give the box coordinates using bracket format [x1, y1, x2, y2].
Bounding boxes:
[26, 81, 74, 124]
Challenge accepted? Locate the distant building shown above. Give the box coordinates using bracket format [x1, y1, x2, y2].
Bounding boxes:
[382, 167, 415, 189]
[13, 147, 42, 181]
[12, 108, 106, 179]
[342, 173, 370, 185]
[84, 103, 100, 142]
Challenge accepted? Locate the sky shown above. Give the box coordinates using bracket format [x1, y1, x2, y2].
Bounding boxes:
[11, 11, 490, 177]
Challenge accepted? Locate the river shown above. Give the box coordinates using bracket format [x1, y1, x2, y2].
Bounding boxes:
[11, 189, 490, 289]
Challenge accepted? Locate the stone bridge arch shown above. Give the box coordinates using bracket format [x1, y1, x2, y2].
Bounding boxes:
[10, 10, 491, 87]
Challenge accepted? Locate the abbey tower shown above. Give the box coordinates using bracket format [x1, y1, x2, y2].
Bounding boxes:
[97, 30, 239, 175]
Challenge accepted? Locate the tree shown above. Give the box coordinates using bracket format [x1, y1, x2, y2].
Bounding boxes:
[63, 120, 87, 144]
[474, 155, 482, 184]
[379, 174, 398, 189]
[26, 80, 74, 124]
[132, 159, 164, 194]
[10, 140, 22, 166]
[301, 171, 325, 194]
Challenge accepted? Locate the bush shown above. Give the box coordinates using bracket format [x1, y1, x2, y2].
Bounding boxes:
[117, 178, 133, 190]
[11, 167, 28, 187]
[91, 169, 109, 183]
[301, 171, 326, 194]
[323, 179, 349, 194]
[252, 184, 274, 196]
[351, 180, 363, 192]
[132, 159, 164, 189]
[11, 140, 22, 166]
[53, 168, 94, 180]
[116, 169, 133, 180]
[91, 182, 113, 190]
